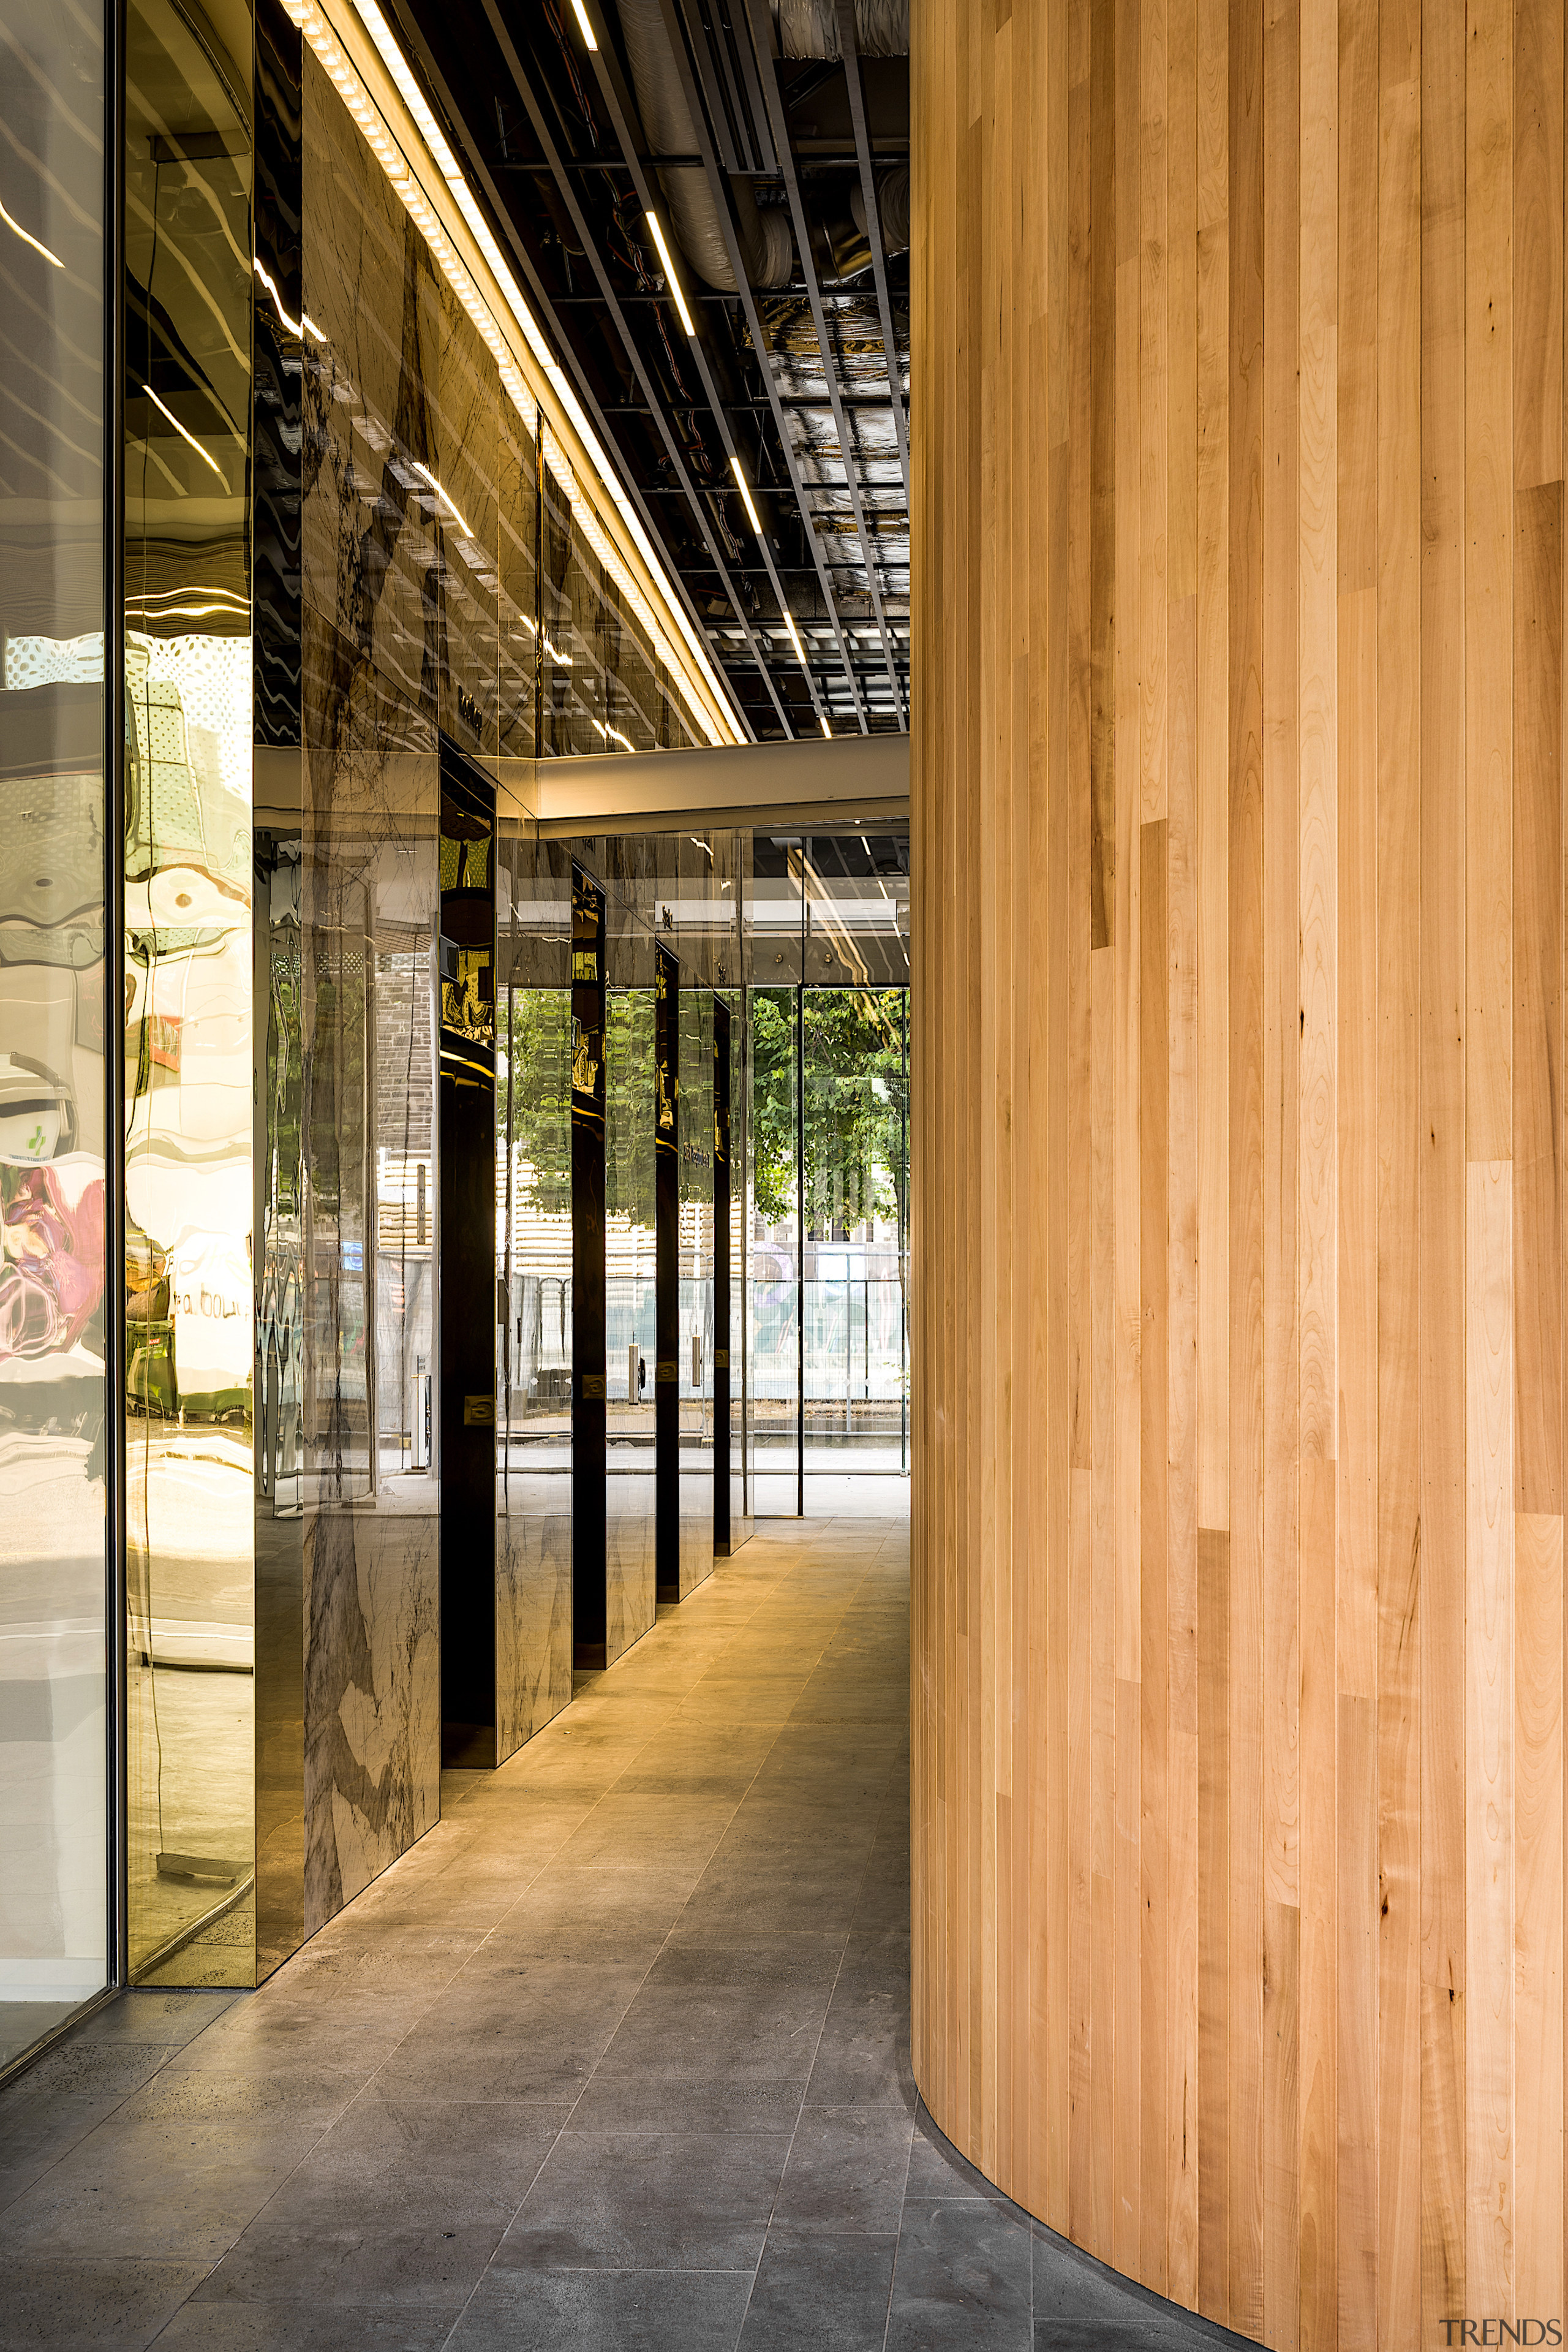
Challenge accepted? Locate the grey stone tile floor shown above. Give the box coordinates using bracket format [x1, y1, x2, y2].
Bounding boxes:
[0, 1517, 1251, 2351]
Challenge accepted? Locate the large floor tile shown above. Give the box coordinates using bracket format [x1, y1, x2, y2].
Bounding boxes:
[592, 1976, 837, 2085]
[738, 2228, 899, 2352]
[0, 2087, 127, 2214]
[885, 2198, 1035, 2351]
[70, 1989, 239, 2047]
[154, 2304, 456, 2349]
[10, 2035, 186, 2101]
[0, 2115, 296, 2261]
[494, 2126, 793, 2272]
[374, 1959, 648, 2101]
[0, 2255, 213, 2350]
[772, 2107, 915, 2236]
[804, 1972, 917, 2110]
[445, 2266, 753, 2352]
[190, 2161, 519, 2310]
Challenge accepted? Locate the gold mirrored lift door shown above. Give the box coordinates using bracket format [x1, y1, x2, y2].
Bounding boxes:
[124, 0, 257, 1986]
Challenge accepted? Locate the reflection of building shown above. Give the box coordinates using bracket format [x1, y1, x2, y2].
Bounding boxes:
[0, 657, 110, 2051]
[124, 643, 254, 1426]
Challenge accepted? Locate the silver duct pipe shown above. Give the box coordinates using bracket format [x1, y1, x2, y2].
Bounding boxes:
[617, 0, 794, 291]
[851, 165, 910, 257]
[773, 0, 909, 58]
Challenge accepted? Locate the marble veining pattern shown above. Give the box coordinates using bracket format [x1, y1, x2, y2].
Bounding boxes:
[494, 1482, 572, 1764]
[300, 599, 440, 1935]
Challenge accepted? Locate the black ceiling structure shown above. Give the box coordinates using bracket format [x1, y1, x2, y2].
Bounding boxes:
[384, 0, 911, 744]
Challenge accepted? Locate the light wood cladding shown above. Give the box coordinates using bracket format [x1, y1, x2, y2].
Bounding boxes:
[909, 1, 1568, 2344]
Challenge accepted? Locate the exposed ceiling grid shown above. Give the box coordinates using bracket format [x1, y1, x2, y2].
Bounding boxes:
[385, 0, 911, 741]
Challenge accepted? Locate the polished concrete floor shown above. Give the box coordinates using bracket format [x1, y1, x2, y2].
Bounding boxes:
[0, 1518, 1238, 2351]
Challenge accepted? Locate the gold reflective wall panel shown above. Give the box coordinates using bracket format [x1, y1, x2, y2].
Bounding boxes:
[0, 0, 111, 2065]
[124, 0, 256, 1985]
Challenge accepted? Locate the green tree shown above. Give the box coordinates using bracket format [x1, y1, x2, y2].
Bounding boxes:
[497, 985, 661, 1230]
[750, 987, 909, 1247]
[750, 988, 799, 1225]
[499, 987, 571, 1215]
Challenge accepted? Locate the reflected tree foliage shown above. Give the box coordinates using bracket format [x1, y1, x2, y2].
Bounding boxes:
[752, 988, 909, 1245]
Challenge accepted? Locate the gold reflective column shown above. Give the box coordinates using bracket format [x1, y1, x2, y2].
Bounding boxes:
[124, 0, 255, 1984]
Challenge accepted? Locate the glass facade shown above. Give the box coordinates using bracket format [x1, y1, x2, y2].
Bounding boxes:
[0, 0, 111, 2065]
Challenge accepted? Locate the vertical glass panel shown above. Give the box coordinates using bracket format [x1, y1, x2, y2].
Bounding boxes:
[0, 0, 108, 2065]
[724, 983, 755, 1540]
[801, 987, 910, 1480]
[677, 985, 714, 1594]
[713, 830, 752, 1538]
[603, 967, 655, 1662]
[748, 983, 799, 1515]
[124, 0, 255, 1983]
[495, 826, 571, 1753]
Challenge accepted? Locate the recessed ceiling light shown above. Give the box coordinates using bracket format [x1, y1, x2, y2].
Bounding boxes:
[644, 211, 696, 336]
[729, 456, 763, 535]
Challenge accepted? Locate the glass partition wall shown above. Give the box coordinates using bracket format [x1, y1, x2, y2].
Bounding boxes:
[748, 834, 910, 1518]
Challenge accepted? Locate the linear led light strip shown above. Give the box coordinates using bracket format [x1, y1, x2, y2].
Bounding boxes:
[290, 0, 735, 746]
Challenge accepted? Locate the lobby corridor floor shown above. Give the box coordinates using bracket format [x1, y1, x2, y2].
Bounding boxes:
[0, 1519, 1234, 2351]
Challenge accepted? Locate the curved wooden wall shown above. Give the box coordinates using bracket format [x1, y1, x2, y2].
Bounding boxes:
[910, 0, 1568, 2344]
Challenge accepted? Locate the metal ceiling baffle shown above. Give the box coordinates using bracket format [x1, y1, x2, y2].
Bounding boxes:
[382, 0, 911, 739]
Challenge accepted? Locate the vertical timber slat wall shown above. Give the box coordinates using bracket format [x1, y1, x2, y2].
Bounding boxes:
[910, 0, 1568, 2344]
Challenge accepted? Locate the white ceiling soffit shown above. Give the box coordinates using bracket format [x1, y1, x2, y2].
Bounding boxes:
[534, 730, 909, 834]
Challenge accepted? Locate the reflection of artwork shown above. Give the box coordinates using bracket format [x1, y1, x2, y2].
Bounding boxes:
[570, 1018, 600, 1101]
[0, 1162, 105, 1360]
[441, 947, 492, 1048]
[167, 1230, 253, 1414]
[0, 1052, 75, 1161]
